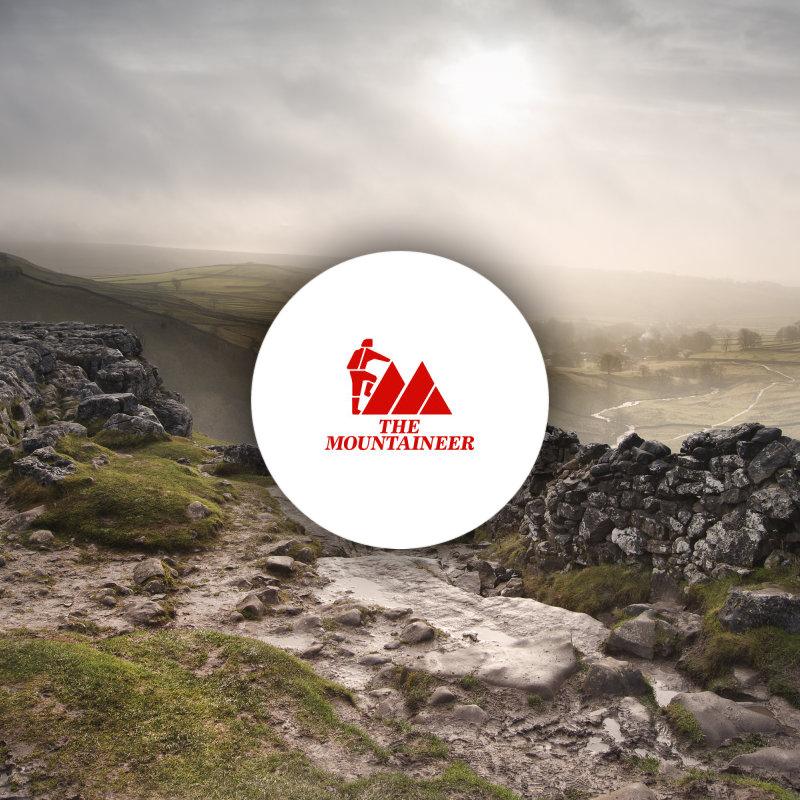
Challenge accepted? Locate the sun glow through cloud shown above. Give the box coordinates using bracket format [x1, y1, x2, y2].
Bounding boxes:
[437, 48, 543, 134]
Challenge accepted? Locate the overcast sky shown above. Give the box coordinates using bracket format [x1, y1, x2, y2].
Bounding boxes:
[1, 0, 798, 284]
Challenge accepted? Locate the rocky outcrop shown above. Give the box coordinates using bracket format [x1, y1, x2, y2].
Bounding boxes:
[208, 443, 268, 475]
[487, 424, 800, 584]
[719, 586, 800, 634]
[0, 323, 193, 470]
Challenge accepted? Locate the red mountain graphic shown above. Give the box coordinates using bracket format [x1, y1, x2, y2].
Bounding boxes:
[362, 361, 451, 415]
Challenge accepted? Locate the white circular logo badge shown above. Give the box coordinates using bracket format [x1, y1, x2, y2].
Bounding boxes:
[252, 251, 548, 549]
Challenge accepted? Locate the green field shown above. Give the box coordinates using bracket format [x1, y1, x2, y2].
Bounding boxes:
[97, 264, 314, 350]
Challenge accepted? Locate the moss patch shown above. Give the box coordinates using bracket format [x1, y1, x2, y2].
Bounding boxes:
[6, 435, 225, 550]
[522, 564, 651, 618]
[664, 702, 706, 745]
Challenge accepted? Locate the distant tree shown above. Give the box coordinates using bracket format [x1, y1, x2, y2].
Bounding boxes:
[680, 330, 714, 352]
[599, 352, 623, 374]
[777, 325, 800, 343]
[738, 328, 762, 350]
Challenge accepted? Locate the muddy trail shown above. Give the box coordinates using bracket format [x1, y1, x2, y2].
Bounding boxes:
[2, 479, 799, 800]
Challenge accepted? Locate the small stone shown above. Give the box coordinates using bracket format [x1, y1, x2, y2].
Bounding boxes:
[133, 558, 165, 586]
[229, 611, 245, 623]
[451, 704, 489, 724]
[301, 642, 325, 658]
[400, 621, 435, 644]
[384, 641, 401, 650]
[336, 609, 363, 627]
[101, 595, 116, 607]
[382, 607, 412, 620]
[428, 687, 457, 706]
[27, 529, 55, 546]
[186, 501, 211, 521]
[144, 579, 166, 594]
[124, 599, 165, 626]
[359, 654, 391, 666]
[236, 592, 267, 619]
[294, 546, 314, 564]
[0, 505, 47, 532]
[264, 555, 295, 574]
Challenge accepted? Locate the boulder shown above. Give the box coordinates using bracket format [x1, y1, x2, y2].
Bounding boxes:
[151, 398, 193, 437]
[12, 447, 77, 486]
[236, 592, 267, 619]
[77, 392, 139, 421]
[336, 609, 363, 627]
[103, 412, 165, 437]
[668, 691, 782, 747]
[428, 687, 457, 706]
[582, 657, 648, 698]
[421, 634, 577, 699]
[454, 571, 482, 594]
[186, 501, 211, 521]
[124, 599, 166, 626]
[27, 529, 54, 546]
[21, 421, 87, 452]
[747, 441, 791, 484]
[724, 747, 800, 790]
[605, 611, 680, 660]
[264, 555, 295, 574]
[719, 586, 800, 634]
[451, 704, 489, 724]
[400, 621, 436, 644]
[133, 558, 165, 586]
[1, 505, 46, 532]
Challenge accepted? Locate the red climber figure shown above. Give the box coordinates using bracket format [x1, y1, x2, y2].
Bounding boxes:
[348, 338, 390, 414]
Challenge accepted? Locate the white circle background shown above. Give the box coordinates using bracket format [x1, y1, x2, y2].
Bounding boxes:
[252, 251, 549, 549]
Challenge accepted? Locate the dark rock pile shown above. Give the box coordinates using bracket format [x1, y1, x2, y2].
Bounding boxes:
[487, 424, 800, 585]
[0, 322, 193, 481]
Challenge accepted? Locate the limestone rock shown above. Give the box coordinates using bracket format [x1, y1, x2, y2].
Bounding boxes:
[264, 555, 295, 574]
[124, 599, 166, 626]
[186, 501, 211, 521]
[13, 446, 76, 485]
[668, 691, 782, 747]
[422, 634, 577, 699]
[719, 586, 800, 634]
[451, 704, 489, 724]
[1, 505, 46, 532]
[605, 610, 680, 660]
[237, 592, 267, 619]
[151, 398, 193, 437]
[454, 571, 482, 594]
[336, 608, 362, 627]
[103, 412, 165, 437]
[27, 529, 54, 546]
[400, 621, 435, 643]
[133, 558, 165, 586]
[724, 747, 800, 790]
[582, 657, 648, 698]
[428, 686, 457, 706]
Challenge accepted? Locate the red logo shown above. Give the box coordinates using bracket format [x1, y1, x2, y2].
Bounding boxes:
[348, 339, 452, 415]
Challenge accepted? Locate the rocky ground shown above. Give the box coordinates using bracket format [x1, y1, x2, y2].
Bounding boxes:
[0, 322, 798, 799]
[2, 465, 799, 799]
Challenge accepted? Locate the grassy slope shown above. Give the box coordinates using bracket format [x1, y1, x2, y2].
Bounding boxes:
[0, 630, 517, 800]
[6, 435, 226, 550]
